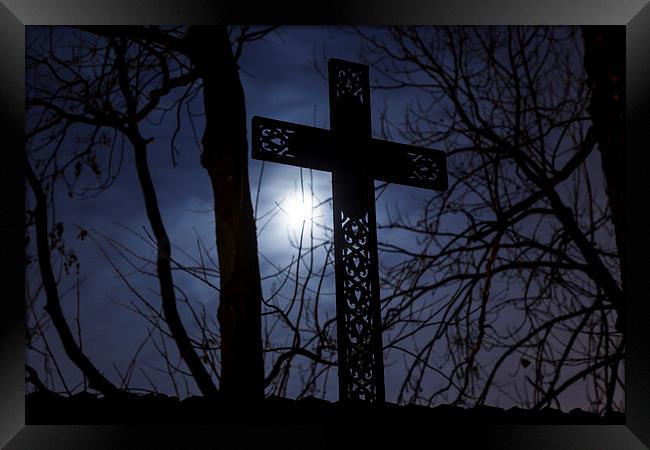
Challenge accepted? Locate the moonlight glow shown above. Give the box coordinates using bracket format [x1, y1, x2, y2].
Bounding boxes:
[283, 194, 314, 228]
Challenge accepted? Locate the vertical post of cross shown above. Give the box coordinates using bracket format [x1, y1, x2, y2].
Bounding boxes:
[253, 58, 446, 402]
[328, 59, 385, 403]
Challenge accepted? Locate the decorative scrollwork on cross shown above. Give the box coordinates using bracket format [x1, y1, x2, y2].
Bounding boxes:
[253, 58, 448, 404]
[255, 121, 296, 158]
[339, 210, 377, 401]
[407, 152, 441, 182]
[334, 67, 365, 104]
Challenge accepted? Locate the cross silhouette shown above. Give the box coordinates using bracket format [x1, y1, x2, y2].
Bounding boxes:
[252, 58, 448, 402]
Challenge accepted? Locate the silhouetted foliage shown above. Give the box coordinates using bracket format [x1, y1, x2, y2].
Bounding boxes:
[25, 25, 280, 401]
[348, 25, 624, 412]
[25, 26, 624, 417]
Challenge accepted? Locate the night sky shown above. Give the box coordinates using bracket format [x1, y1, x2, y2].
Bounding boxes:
[25, 26, 616, 410]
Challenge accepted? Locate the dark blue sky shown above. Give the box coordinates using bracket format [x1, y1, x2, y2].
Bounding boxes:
[25, 26, 615, 410]
[26, 26, 432, 400]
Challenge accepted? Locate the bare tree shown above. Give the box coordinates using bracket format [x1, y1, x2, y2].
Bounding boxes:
[350, 26, 624, 413]
[581, 26, 625, 329]
[25, 26, 218, 396]
[26, 26, 624, 414]
[25, 26, 283, 400]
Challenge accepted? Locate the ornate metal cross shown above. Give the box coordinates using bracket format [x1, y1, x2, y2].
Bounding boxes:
[252, 59, 448, 402]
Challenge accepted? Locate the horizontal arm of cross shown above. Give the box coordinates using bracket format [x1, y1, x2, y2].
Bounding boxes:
[368, 138, 448, 191]
[252, 115, 448, 192]
[251, 116, 335, 172]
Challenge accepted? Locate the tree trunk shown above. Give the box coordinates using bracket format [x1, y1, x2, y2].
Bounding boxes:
[131, 137, 218, 398]
[185, 26, 265, 402]
[26, 158, 119, 396]
[581, 26, 626, 332]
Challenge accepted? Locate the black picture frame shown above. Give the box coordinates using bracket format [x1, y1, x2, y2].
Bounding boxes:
[1, 1, 648, 448]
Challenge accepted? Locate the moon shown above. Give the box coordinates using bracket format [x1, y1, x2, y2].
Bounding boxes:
[283, 194, 314, 228]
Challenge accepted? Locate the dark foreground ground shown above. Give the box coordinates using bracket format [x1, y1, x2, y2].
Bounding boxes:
[25, 391, 624, 425]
